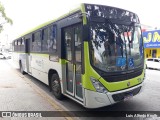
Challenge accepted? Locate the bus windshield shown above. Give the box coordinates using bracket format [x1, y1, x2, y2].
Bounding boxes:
[89, 18, 143, 72]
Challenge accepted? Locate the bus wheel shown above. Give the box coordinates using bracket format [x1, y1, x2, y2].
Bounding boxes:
[19, 62, 25, 75]
[51, 74, 64, 100]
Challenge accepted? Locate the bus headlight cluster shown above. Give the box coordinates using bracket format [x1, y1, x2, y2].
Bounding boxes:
[90, 77, 108, 94]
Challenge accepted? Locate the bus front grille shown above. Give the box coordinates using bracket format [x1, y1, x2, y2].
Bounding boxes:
[112, 86, 141, 102]
[101, 69, 143, 82]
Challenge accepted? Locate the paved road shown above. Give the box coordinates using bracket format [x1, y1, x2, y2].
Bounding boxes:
[2, 59, 160, 120]
[0, 59, 76, 120]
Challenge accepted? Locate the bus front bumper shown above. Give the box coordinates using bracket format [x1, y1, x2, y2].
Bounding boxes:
[84, 83, 143, 108]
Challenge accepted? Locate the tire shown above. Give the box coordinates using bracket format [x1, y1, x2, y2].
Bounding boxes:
[51, 74, 64, 100]
[19, 62, 25, 75]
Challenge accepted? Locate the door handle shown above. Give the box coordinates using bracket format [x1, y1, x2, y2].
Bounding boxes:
[66, 59, 73, 63]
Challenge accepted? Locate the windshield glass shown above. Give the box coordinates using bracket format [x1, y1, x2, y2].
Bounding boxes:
[89, 21, 143, 72]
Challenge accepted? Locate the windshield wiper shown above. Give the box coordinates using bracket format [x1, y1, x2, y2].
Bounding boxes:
[105, 18, 137, 55]
[105, 18, 124, 58]
[105, 19, 137, 70]
[125, 22, 136, 56]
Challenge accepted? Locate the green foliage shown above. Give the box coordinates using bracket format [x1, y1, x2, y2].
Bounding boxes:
[0, 2, 13, 33]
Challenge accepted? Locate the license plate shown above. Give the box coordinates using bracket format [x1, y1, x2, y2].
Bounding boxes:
[124, 93, 133, 101]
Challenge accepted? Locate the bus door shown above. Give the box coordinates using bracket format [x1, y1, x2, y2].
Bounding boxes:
[25, 37, 32, 73]
[63, 24, 83, 100]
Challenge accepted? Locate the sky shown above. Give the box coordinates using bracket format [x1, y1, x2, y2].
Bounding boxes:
[0, 0, 160, 43]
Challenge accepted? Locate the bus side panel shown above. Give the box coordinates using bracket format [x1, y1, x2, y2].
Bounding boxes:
[29, 53, 62, 86]
[19, 53, 27, 72]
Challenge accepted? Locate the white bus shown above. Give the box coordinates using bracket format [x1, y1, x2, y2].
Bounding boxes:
[12, 3, 145, 108]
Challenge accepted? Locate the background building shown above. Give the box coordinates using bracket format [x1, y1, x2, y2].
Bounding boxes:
[143, 29, 160, 58]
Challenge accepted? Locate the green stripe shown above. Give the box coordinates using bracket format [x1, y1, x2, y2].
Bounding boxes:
[59, 59, 67, 64]
[81, 3, 87, 25]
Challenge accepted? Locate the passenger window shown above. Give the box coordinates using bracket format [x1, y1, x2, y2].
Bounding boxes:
[17, 39, 21, 51]
[48, 25, 57, 52]
[18, 39, 21, 45]
[75, 26, 82, 63]
[21, 38, 25, 45]
[32, 31, 41, 52]
[21, 38, 25, 52]
[14, 41, 18, 51]
[64, 29, 72, 61]
[42, 28, 49, 52]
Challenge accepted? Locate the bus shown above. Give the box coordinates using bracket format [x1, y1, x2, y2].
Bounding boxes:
[12, 3, 145, 108]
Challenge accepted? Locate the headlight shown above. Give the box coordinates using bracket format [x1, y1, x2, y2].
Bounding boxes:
[90, 77, 108, 94]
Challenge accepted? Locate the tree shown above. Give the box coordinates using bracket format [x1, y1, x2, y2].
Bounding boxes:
[0, 2, 13, 33]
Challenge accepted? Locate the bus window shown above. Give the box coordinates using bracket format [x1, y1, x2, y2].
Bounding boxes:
[65, 29, 72, 61]
[32, 31, 41, 52]
[21, 38, 25, 52]
[14, 41, 18, 51]
[42, 28, 49, 52]
[48, 25, 57, 52]
[75, 26, 82, 63]
[17, 39, 21, 51]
